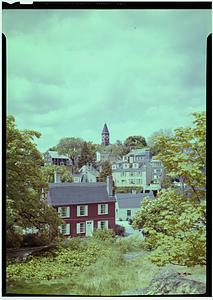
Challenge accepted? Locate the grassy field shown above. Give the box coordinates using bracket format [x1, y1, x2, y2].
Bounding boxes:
[6, 236, 206, 296]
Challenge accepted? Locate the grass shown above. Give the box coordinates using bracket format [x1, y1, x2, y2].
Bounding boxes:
[6, 236, 206, 296]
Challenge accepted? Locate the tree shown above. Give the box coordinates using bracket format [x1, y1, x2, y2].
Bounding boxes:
[56, 137, 84, 167]
[41, 165, 73, 183]
[147, 129, 173, 156]
[99, 161, 112, 182]
[78, 142, 96, 168]
[6, 116, 61, 246]
[133, 112, 206, 267]
[124, 135, 147, 152]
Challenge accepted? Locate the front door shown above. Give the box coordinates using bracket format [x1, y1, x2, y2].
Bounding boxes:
[86, 220, 94, 237]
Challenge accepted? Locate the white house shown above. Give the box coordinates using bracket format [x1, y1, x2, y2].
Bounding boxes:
[115, 192, 154, 221]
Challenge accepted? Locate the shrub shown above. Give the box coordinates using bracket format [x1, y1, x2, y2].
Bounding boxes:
[92, 229, 115, 241]
[6, 230, 23, 249]
[114, 224, 125, 236]
[21, 233, 49, 247]
[61, 237, 82, 250]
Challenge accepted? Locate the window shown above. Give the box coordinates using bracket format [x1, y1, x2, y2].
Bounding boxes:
[76, 222, 85, 234]
[60, 223, 70, 235]
[127, 210, 131, 217]
[98, 220, 108, 229]
[77, 205, 88, 216]
[98, 204, 108, 215]
[58, 207, 70, 218]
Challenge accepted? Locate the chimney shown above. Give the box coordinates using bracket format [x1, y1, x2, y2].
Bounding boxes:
[54, 171, 61, 183]
[107, 175, 113, 196]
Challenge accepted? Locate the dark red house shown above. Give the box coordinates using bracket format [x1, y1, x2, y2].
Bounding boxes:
[48, 176, 116, 237]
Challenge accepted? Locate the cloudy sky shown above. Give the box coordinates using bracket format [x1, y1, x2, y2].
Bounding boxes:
[3, 9, 211, 152]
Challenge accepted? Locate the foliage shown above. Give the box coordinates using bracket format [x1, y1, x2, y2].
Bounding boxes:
[133, 112, 206, 267]
[99, 161, 112, 182]
[114, 224, 125, 236]
[115, 236, 144, 253]
[115, 187, 142, 193]
[147, 129, 173, 155]
[6, 116, 61, 246]
[6, 228, 23, 249]
[155, 112, 206, 201]
[56, 137, 84, 167]
[21, 233, 49, 247]
[124, 136, 147, 152]
[78, 142, 96, 168]
[92, 229, 115, 241]
[41, 165, 73, 183]
[7, 241, 109, 281]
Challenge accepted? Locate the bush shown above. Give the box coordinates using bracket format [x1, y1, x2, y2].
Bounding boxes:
[92, 229, 115, 241]
[21, 233, 49, 247]
[114, 224, 125, 236]
[128, 219, 133, 225]
[6, 230, 23, 249]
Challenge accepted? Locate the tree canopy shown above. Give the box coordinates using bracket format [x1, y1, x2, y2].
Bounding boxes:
[56, 137, 84, 167]
[124, 135, 147, 152]
[41, 165, 73, 183]
[6, 116, 61, 245]
[99, 161, 112, 182]
[133, 112, 206, 267]
[78, 142, 96, 168]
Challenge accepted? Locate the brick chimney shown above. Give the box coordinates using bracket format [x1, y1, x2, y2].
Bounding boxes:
[54, 171, 61, 183]
[107, 175, 114, 196]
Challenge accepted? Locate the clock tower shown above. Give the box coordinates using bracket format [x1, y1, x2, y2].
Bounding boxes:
[102, 123, 110, 146]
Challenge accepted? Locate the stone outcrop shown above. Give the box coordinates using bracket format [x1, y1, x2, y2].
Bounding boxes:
[121, 270, 206, 295]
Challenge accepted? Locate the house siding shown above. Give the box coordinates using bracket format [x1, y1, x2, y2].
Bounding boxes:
[55, 202, 115, 237]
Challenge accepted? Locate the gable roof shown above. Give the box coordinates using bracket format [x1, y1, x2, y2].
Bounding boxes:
[46, 151, 70, 160]
[48, 182, 115, 206]
[116, 193, 154, 208]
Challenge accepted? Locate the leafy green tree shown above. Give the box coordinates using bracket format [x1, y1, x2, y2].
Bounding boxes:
[133, 112, 206, 267]
[6, 116, 61, 246]
[78, 142, 96, 168]
[147, 128, 173, 155]
[124, 135, 147, 152]
[99, 161, 112, 182]
[41, 165, 73, 183]
[56, 137, 84, 167]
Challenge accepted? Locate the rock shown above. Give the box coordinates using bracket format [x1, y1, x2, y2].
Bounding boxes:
[121, 271, 206, 295]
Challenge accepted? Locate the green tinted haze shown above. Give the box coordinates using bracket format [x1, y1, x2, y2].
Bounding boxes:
[3, 9, 211, 152]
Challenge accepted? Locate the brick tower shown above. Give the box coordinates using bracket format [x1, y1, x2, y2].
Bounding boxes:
[102, 123, 110, 146]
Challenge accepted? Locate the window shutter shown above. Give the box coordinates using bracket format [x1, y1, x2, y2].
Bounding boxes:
[105, 204, 108, 214]
[76, 223, 80, 234]
[98, 204, 101, 215]
[105, 220, 108, 229]
[97, 221, 101, 229]
[85, 205, 88, 216]
[77, 206, 80, 217]
[67, 207, 70, 217]
[66, 223, 70, 235]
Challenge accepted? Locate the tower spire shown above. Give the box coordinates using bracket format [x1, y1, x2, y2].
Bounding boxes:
[101, 123, 110, 145]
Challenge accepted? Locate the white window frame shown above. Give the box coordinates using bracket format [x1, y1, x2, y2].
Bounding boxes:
[58, 206, 70, 218]
[76, 222, 86, 234]
[97, 220, 108, 229]
[77, 205, 88, 217]
[60, 223, 70, 235]
[98, 204, 108, 215]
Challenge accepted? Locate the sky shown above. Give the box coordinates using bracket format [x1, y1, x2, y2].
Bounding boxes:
[3, 9, 211, 152]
